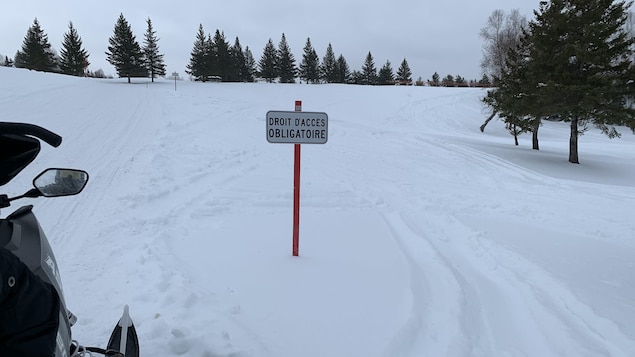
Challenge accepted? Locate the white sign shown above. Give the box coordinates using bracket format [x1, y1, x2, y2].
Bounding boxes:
[266, 111, 328, 144]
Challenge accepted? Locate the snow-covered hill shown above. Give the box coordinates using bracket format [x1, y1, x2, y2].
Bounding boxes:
[2, 67, 635, 356]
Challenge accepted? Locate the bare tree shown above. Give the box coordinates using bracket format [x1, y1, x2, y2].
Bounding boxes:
[479, 9, 527, 132]
[480, 9, 526, 79]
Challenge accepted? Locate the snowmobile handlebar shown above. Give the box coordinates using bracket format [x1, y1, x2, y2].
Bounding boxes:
[0, 122, 62, 147]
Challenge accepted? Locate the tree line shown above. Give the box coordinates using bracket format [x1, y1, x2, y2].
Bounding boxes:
[4, 15, 166, 81]
[479, 1, 635, 164]
[2, 13, 489, 86]
[8, 18, 89, 76]
[185, 28, 491, 86]
[105, 14, 166, 83]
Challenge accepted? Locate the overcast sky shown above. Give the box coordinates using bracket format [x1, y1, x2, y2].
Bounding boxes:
[1, 1, 541, 81]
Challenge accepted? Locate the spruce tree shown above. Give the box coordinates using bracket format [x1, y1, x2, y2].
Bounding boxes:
[244, 46, 257, 82]
[259, 38, 278, 83]
[13, 51, 21, 68]
[277, 33, 297, 83]
[106, 13, 146, 83]
[361, 52, 377, 85]
[212, 30, 233, 81]
[378, 60, 394, 85]
[232, 37, 248, 82]
[15, 18, 57, 72]
[321, 43, 338, 83]
[455, 74, 466, 86]
[396, 58, 412, 83]
[143, 18, 166, 82]
[431, 72, 440, 86]
[204, 34, 216, 79]
[350, 70, 364, 84]
[442, 74, 454, 86]
[186, 25, 210, 81]
[479, 74, 491, 86]
[59, 21, 89, 76]
[335, 54, 350, 83]
[299, 37, 320, 83]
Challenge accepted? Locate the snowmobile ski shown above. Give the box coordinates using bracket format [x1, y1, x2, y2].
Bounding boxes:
[107, 305, 140, 357]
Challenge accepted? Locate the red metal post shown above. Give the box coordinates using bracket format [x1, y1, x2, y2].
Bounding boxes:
[293, 143, 301, 256]
[292, 100, 302, 256]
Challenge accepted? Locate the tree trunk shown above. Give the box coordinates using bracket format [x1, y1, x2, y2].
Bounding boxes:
[513, 124, 519, 146]
[480, 110, 497, 132]
[569, 118, 579, 164]
[532, 121, 540, 150]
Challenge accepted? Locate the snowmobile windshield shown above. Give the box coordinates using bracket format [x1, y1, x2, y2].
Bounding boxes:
[0, 134, 40, 186]
[0, 122, 62, 186]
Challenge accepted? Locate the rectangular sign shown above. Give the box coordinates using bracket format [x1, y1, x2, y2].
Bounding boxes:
[266, 110, 328, 144]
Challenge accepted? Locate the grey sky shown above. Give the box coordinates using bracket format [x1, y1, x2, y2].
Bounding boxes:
[1, 1, 540, 80]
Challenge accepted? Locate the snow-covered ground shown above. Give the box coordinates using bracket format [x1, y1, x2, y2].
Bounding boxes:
[2, 67, 635, 357]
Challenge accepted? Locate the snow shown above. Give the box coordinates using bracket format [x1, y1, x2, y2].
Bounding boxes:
[1, 67, 635, 357]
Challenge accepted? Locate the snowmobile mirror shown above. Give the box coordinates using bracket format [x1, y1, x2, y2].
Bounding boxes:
[33, 169, 89, 197]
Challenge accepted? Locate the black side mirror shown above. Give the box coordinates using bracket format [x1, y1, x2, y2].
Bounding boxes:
[33, 169, 89, 197]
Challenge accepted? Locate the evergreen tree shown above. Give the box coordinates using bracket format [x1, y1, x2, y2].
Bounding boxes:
[483, 31, 539, 147]
[105, 13, 146, 83]
[361, 51, 377, 85]
[442, 74, 454, 86]
[350, 70, 364, 84]
[321, 43, 338, 83]
[479, 74, 491, 86]
[259, 38, 278, 83]
[204, 34, 216, 79]
[516, 0, 634, 163]
[455, 74, 466, 86]
[335, 54, 350, 83]
[211, 30, 233, 81]
[15, 18, 57, 72]
[232, 37, 248, 82]
[378, 60, 394, 85]
[143, 18, 166, 82]
[13, 51, 22, 68]
[186, 24, 209, 81]
[244, 46, 257, 82]
[277, 33, 297, 83]
[396, 58, 412, 83]
[59, 21, 89, 76]
[431, 71, 440, 86]
[478, 9, 527, 131]
[299, 37, 320, 83]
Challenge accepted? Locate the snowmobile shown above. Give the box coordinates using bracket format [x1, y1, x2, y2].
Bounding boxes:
[0, 122, 140, 356]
